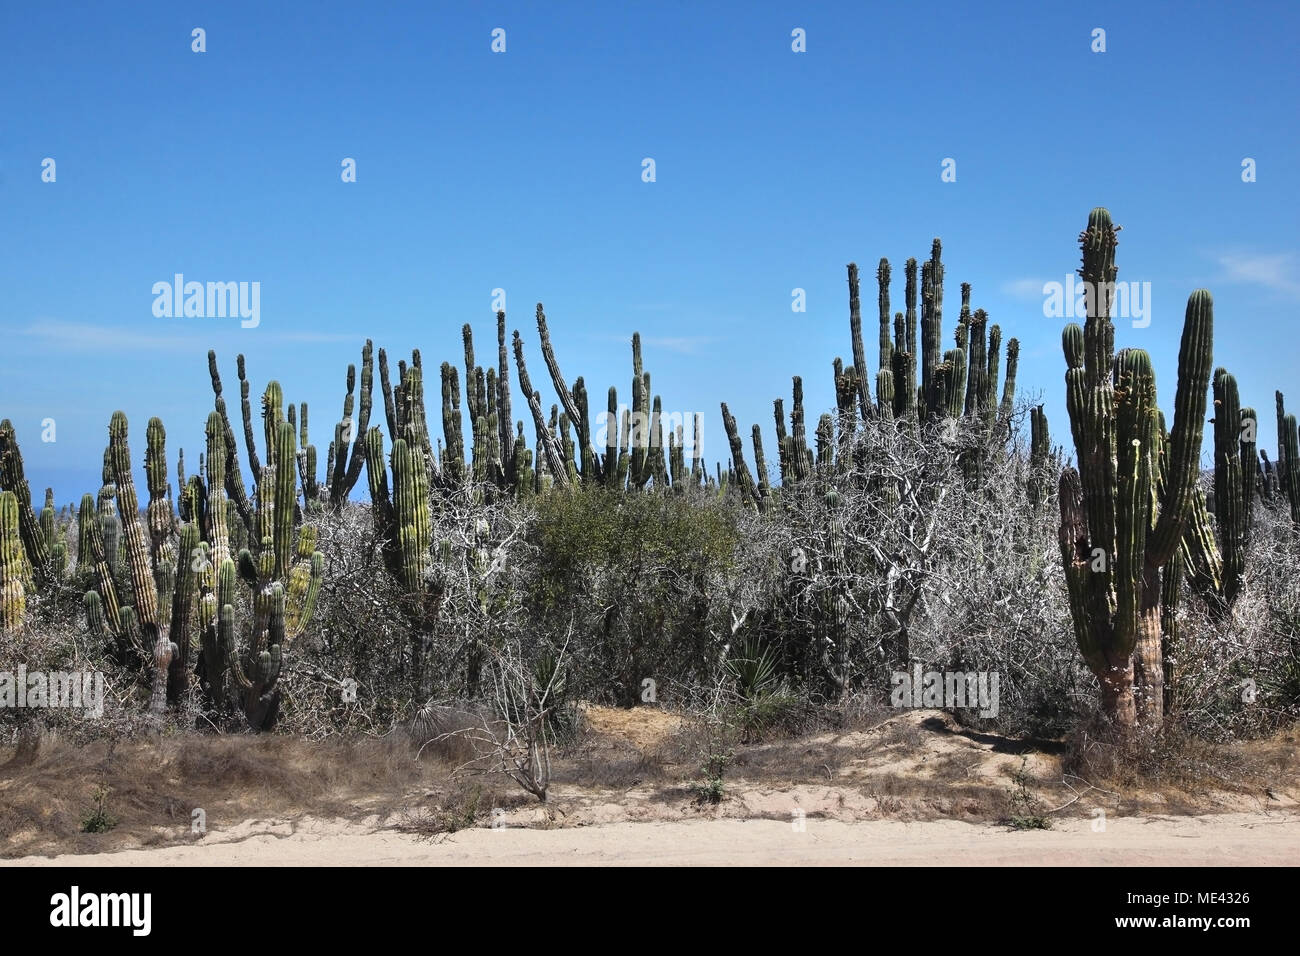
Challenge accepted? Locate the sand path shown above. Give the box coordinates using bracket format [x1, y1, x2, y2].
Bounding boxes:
[6, 812, 1297, 866]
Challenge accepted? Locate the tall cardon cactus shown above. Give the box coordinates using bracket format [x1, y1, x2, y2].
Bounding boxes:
[1057, 208, 1213, 728]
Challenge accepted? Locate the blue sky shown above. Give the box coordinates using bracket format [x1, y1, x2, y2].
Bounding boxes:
[2, 0, 1297, 503]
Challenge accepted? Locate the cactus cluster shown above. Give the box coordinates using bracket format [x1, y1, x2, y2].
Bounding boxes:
[718, 240, 1022, 513]
[6, 205, 1299, 737]
[193, 381, 324, 729]
[1179, 370, 1256, 616]
[62, 361, 326, 728]
[1057, 208, 1214, 728]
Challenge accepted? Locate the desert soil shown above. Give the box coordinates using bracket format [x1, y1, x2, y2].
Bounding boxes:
[5, 812, 1300, 866]
[3, 706, 1297, 865]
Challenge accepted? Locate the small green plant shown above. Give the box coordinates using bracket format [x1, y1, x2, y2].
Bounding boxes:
[1002, 757, 1051, 830]
[81, 784, 117, 834]
[691, 747, 733, 805]
[726, 637, 779, 703]
[400, 785, 485, 840]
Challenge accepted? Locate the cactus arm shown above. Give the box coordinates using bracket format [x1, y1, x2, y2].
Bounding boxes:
[512, 330, 569, 487]
[1145, 291, 1214, 565]
[847, 262, 872, 420]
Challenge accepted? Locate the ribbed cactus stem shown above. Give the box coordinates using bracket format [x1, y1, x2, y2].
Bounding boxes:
[206, 351, 254, 535]
[1278, 393, 1300, 524]
[999, 339, 1020, 426]
[1059, 209, 1213, 729]
[512, 330, 569, 487]
[964, 309, 988, 418]
[236, 354, 264, 480]
[1028, 405, 1051, 505]
[167, 522, 201, 704]
[40, 488, 56, 553]
[751, 425, 771, 506]
[0, 491, 25, 634]
[109, 411, 174, 716]
[108, 412, 162, 633]
[720, 404, 759, 507]
[904, 258, 918, 399]
[494, 312, 516, 487]
[272, 419, 296, 580]
[0, 420, 50, 587]
[773, 398, 789, 482]
[391, 434, 432, 592]
[876, 369, 895, 422]
[77, 494, 95, 565]
[1146, 291, 1214, 564]
[1211, 369, 1246, 607]
[206, 411, 231, 568]
[877, 259, 893, 377]
[920, 240, 944, 418]
[847, 262, 872, 420]
[790, 377, 810, 482]
[84, 590, 107, 638]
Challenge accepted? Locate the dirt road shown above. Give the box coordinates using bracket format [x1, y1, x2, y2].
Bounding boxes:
[6, 812, 1297, 866]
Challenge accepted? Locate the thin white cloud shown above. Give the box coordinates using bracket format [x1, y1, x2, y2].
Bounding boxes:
[586, 332, 718, 354]
[1000, 278, 1049, 301]
[19, 320, 365, 351]
[264, 331, 368, 343]
[20, 320, 201, 352]
[641, 335, 717, 355]
[1215, 253, 1300, 295]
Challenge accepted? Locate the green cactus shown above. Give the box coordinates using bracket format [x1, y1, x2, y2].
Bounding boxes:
[1028, 405, 1052, 507]
[998, 339, 1021, 429]
[39, 487, 67, 579]
[1058, 208, 1214, 729]
[847, 262, 872, 420]
[191, 369, 324, 729]
[773, 398, 789, 482]
[877, 260, 893, 397]
[166, 522, 201, 705]
[0, 421, 50, 588]
[920, 240, 945, 418]
[0, 491, 25, 634]
[145, 417, 177, 610]
[439, 362, 467, 485]
[84, 589, 107, 639]
[512, 329, 569, 488]
[77, 493, 96, 566]
[392, 433, 432, 592]
[1277, 392, 1300, 525]
[903, 258, 919, 411]
[1181, 369, 1254, 614]
[789, 377, 812, 483]
[106, 411, 176, 717]
[833, 359, 860, 468]
[720, 403, 760, 507]
[537, 305, 602, 485]
[206, 351, 255, 536]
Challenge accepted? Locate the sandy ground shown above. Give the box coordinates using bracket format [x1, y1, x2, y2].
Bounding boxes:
[6, 812, 1298, 866]
[5, 708, 1297, 865]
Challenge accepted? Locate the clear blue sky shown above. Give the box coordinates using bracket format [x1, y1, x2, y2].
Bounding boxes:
[3, 0, 1297, 503]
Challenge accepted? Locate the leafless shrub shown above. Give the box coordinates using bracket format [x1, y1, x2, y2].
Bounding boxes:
[425, 635, 569, 802]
